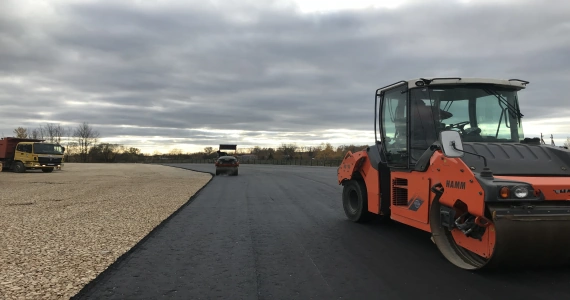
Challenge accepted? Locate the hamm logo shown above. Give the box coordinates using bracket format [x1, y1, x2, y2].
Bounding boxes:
[554, 189, 570, 194]
[446, 180, 466, 190]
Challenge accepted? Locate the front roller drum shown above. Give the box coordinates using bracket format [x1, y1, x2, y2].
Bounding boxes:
[431, 202, 570, 270]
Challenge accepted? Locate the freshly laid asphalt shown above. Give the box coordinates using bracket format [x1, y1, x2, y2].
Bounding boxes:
[74, 163, 570, 300]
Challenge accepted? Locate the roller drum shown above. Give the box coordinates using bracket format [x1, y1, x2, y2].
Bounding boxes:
[484, 204, 570, 268]
[432, 202, 570, 270]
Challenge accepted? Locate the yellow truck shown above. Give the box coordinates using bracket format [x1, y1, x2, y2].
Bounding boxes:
[0, 137, 65, 173]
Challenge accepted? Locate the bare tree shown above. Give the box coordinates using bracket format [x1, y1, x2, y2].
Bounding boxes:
[65, 125, 74, 149]
[73, 122, 100, 162]
[56, 125, 67, 145]
[13, 127, 28, 138]
[126, 147, 141, 162]
[44, 123, 55, 143]
[29, 128, 41, 139]
[128, 147, 141, 155]
[64, 141, 79, 162]
[92, 143, 119, 162]
[169, 148, 183, 156]
[37, 125, 46, 140]
[42, 123, 66, 144]
[278, 143, 298, 160]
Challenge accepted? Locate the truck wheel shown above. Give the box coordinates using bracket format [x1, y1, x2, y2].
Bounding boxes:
[13, 162, 25, 173]
[42, 168, 54, 173]
[342, 180, 374, 223]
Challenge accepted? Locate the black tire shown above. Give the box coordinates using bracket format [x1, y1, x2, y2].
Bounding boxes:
[216, 170, 219, 175]
[342, 180, 374, 223]
[234, 170, 238, 176]
[42, 168, 54, 173]
[13, 162, 25, 173]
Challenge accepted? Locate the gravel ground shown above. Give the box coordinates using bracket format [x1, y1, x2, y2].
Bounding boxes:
[0, 163, 211, 300]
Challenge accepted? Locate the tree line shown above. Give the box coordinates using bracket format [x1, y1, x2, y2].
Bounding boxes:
[10, 123, 570, 163]
[8, 122, 369, 163]
[10, 122, 368, 163]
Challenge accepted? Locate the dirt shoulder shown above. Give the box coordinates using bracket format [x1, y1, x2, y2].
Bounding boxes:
[0, 163, 211, 300]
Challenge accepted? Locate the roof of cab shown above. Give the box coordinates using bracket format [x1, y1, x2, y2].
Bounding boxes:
[376, 77, 529, 93]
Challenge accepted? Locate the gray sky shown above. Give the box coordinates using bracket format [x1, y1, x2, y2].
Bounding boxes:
[1, 0, 569, 154]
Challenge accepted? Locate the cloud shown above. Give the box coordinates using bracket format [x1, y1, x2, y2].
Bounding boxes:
[1, 0, 569, 152]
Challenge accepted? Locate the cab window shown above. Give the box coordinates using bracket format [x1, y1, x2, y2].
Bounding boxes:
[381, 84, 408, 167]
[16, 144, 32, 153]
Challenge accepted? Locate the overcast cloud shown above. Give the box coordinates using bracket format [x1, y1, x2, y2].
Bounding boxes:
[1, 0, 569, 153]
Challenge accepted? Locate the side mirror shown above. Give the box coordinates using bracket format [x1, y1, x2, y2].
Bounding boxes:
[439, 130, 464, 158]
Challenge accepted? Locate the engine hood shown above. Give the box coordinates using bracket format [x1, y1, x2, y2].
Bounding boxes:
[459, 142, 570, 176]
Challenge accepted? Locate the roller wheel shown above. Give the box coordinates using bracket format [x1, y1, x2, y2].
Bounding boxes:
[342, 180, 374, 223]
[42, 168, 54, 173]
[432, 197, 570, 270]
[429, 196, 494, 270]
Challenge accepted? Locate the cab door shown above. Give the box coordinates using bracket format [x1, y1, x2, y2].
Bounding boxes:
[380, 86, 431, 231]
[14, 143, 32, 163]
[380, 85, 408, 168]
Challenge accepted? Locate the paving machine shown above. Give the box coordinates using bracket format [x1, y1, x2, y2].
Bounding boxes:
[217, 144, 237, 157]
[337, 77, 570, 270]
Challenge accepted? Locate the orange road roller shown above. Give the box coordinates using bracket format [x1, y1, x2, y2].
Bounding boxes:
[337, 77, 570, 270]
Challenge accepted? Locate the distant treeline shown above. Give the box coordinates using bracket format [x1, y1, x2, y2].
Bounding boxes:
[9, 123, 369, 164]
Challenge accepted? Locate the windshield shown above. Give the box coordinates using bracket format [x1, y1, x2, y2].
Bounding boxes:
[34, 143, 64, 155]
[409, 85, 525, 149]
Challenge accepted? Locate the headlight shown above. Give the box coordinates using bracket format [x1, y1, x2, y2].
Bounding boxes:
[513, 186, 529, 198]
[497, 184, 534, 200]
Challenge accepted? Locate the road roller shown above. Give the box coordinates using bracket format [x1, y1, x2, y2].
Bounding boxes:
[337, 77, 570, 270]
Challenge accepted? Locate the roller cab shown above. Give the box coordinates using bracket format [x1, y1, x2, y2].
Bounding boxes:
[338, 78, 570, 270]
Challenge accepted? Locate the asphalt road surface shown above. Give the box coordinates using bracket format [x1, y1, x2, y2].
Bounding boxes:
[74, 163, 570, 300]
